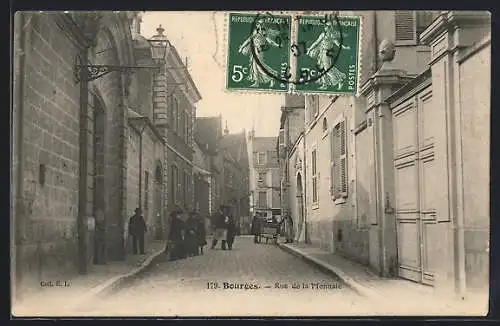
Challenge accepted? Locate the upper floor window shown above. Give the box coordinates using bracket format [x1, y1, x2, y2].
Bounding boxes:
[258, 191, 267, 209]
[258, 171, 267, 186]
[171, 165, 179, 204]
[184, 110, 189, 141]
[170, 96, 179, 132]
[278, 129, 285, 147]
[311, 148, 318, 204]
[257, 152, 266, 165]
[307, 95, 319, 124]
[330, 119, 348, 200]
[395, 11, 440, 45]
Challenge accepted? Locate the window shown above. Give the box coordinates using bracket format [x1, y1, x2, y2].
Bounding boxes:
[311, 148, 318, 204]
[182, 110, 189, 142]
[278, 129, 285, 146]
[144, 171, 149, 210]
[183, 170, 190, 206]
[258, 191, 267, 209]
[257, 152, 266, 165]
[395, 11, 440, 44]
[308, 95, 319, 123]
[176, 98, 181, 132]
[258, 171, 267, 186]
[330, 119, 348, 200]
[185, 112, 190, 142]
[171, 165, 178, 204]
[322, 117, 328, 133]
[170, 96, 179, 132]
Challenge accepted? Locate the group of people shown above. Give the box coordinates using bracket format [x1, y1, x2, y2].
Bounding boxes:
[127, 206, 207, 259]
[168, 208, 208, 260]
[127, 206, 294, 259]
[127, 205, 237, 260]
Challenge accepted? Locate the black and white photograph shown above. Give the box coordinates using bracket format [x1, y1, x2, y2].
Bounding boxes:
[11, 10, 491, 317]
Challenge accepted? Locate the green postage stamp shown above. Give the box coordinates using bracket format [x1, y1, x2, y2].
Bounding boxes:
[225, 12, 362, 95]
[226, 13, 292, 93]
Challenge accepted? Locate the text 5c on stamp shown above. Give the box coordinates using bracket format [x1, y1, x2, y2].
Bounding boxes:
[226, 13, 292, 93]
[294, 15, 361, 95]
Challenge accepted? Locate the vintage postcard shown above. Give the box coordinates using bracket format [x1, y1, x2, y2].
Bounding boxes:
[11, 10, 491, 317]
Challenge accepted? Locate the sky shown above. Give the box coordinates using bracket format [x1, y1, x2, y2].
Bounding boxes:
[140, 11, 284, 137]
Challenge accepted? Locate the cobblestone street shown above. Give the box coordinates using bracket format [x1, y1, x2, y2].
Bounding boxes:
[74, 236, 371, 316]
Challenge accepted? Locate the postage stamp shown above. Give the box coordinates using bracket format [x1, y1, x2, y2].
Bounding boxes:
[226, 12, 292, 93]
[294, 15, 361, 95]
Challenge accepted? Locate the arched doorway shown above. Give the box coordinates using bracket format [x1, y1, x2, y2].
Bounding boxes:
[92, 94, 107, 264]
[154, 162, 164, 240]
[295, 173, 305, 242]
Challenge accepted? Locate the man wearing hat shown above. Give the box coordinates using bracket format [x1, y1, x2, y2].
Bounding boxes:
[128, 207, 147, 255]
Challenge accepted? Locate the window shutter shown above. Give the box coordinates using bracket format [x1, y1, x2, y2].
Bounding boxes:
[395, 11, 416, 42]
[329, 129, 335, 196]
[339, 120, 348, 197]
[313, 96, 319, 117]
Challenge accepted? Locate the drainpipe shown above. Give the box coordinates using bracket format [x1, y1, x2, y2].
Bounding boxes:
[373, 11, 379, 73]
[138, 124, 147, 210]
[13, 11, 27, 303]
[372, 101, 382, 275]
[302, 131, 309, 244]
[77, 49, 91, 275]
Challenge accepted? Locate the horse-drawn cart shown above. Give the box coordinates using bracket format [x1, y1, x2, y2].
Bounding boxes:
[258, 220, 280, 244]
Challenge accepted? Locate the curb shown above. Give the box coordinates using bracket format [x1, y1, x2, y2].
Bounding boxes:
[277, 243, 383, 299]
[65, 248, 167, 311]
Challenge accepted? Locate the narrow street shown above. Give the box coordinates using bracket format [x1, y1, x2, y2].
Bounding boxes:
[74, 236, 370, 317]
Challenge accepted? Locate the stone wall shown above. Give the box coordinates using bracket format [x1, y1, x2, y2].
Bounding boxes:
[304, 95, 369, 259]
[459, 41, 490, 290]
[125, 123, 164, 249]
[16, 13, 82, 287]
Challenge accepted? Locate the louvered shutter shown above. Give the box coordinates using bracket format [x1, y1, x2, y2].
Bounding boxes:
[395, 11, 416, 42]
[312, 149, 318, 203]
[339, 120, 348, 197]
[329, 128, 335, 197]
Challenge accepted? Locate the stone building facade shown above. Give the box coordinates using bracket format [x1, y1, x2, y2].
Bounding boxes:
[220, 128, 251, 233]
[277, 11, 490, 300]
[194, 116, 250, 231]
[192, 138, 212, 233]
[11, 11, 203, 304]
[12, 12, 141, 301]
[194, 115, 224, 216]
[248, 132, 281, 220]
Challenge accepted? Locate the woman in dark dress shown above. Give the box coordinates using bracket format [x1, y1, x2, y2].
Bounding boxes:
[168, 210, 185, 261]
[184, 212, 199, 257]
[196, 213, 207, 255]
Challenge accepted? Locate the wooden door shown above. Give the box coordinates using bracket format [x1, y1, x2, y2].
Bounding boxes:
[393, 87, 446, 285]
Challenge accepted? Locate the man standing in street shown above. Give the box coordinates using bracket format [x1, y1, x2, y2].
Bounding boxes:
[226, 214, 236, 250]
[211, 205, 228, 250]
[251, 215, 261, 243]
[128, 207, 147, 255]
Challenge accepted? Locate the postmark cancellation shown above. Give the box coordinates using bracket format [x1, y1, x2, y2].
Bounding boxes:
[225, 11, 362, 96]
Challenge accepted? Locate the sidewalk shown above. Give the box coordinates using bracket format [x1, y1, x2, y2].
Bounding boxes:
[278, 240, 489, 316]
[12, 240, 166, 317]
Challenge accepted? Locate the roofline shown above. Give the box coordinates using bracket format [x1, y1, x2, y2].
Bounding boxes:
[128, 115, 164, 143]
[167, 41, 202, 102]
